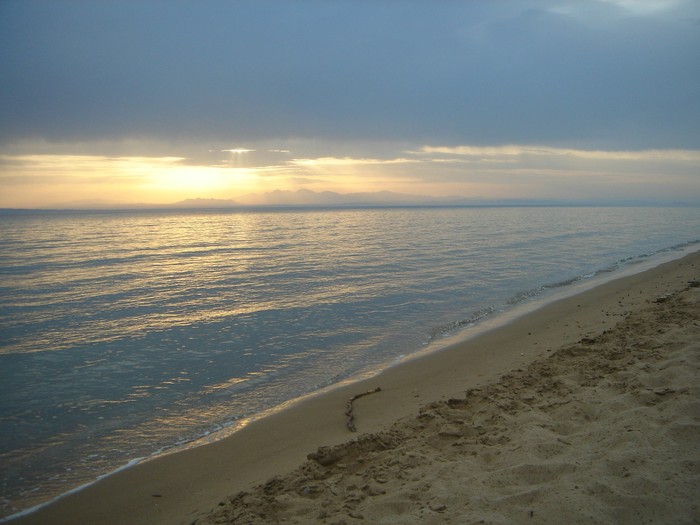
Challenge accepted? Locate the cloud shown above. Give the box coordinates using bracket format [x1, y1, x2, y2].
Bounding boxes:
[290, 157, 420, 167]
[597, 0, 684, 14]
[0, 1, 698, 149]
[1, 137, 699, 207]
[0, 154, 185, 176]
[403, 145, 700, 196]
[287, 177, 325, 186]
[411, 145, 700, 162]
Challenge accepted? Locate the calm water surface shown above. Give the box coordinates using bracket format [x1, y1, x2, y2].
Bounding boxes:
[1, 206, 699, 517]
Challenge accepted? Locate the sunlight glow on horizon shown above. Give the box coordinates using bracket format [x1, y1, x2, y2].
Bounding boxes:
[149, 165, 260, 199]
[1, 143, 699, 208]
[0, 154, 268, 207]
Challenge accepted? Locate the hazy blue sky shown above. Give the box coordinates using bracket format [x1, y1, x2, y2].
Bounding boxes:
[1, 0, 699, 207]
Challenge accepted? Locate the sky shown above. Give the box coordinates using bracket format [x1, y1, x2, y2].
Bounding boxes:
[1, 0, 699, 207]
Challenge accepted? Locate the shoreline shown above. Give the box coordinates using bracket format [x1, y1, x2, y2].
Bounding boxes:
[3, 244, 693, 519]
[8, 249, 700, 524]
[5, 243, 693, 521]
[202, 251, 700, 524]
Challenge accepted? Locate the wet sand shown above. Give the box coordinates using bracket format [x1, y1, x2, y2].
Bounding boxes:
[10, 251, 700, 525]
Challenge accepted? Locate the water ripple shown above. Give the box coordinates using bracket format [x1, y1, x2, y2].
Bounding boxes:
[1, 206, 699, 517]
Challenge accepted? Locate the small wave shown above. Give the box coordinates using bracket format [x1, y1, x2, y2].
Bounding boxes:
[0, 457, 146, 523]
[424, 239, 700, 349]
[508, 240, 700, 308]
[426, 306, 497, 342]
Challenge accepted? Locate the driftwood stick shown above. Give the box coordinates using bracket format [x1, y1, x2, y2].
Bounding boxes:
[345, 387, 382, 432]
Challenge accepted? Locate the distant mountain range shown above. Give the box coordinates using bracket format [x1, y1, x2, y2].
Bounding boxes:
[239, 189, 461, 206]
[23, 189, 692, 210]
[37, 190, 464, 209]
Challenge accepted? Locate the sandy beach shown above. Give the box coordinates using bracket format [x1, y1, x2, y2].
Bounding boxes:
[10, 251, 699, 525]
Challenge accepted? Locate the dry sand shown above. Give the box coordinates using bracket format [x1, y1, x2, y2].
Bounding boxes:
[10, 251, 700, 525]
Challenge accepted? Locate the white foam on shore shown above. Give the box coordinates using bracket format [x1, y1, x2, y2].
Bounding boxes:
[410, 241, 700, 360]
[0, 457, 146, 523]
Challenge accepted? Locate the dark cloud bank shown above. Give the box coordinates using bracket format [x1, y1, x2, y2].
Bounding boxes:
[1, 0, 699, 150]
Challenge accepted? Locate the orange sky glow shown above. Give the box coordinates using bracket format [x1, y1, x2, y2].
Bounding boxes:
[1, 143, 699, 208]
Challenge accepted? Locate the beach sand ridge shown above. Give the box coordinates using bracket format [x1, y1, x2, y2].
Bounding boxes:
[196, 282, 699, 524]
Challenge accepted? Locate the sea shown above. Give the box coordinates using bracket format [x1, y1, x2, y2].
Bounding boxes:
[1, 205, 699, 518]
